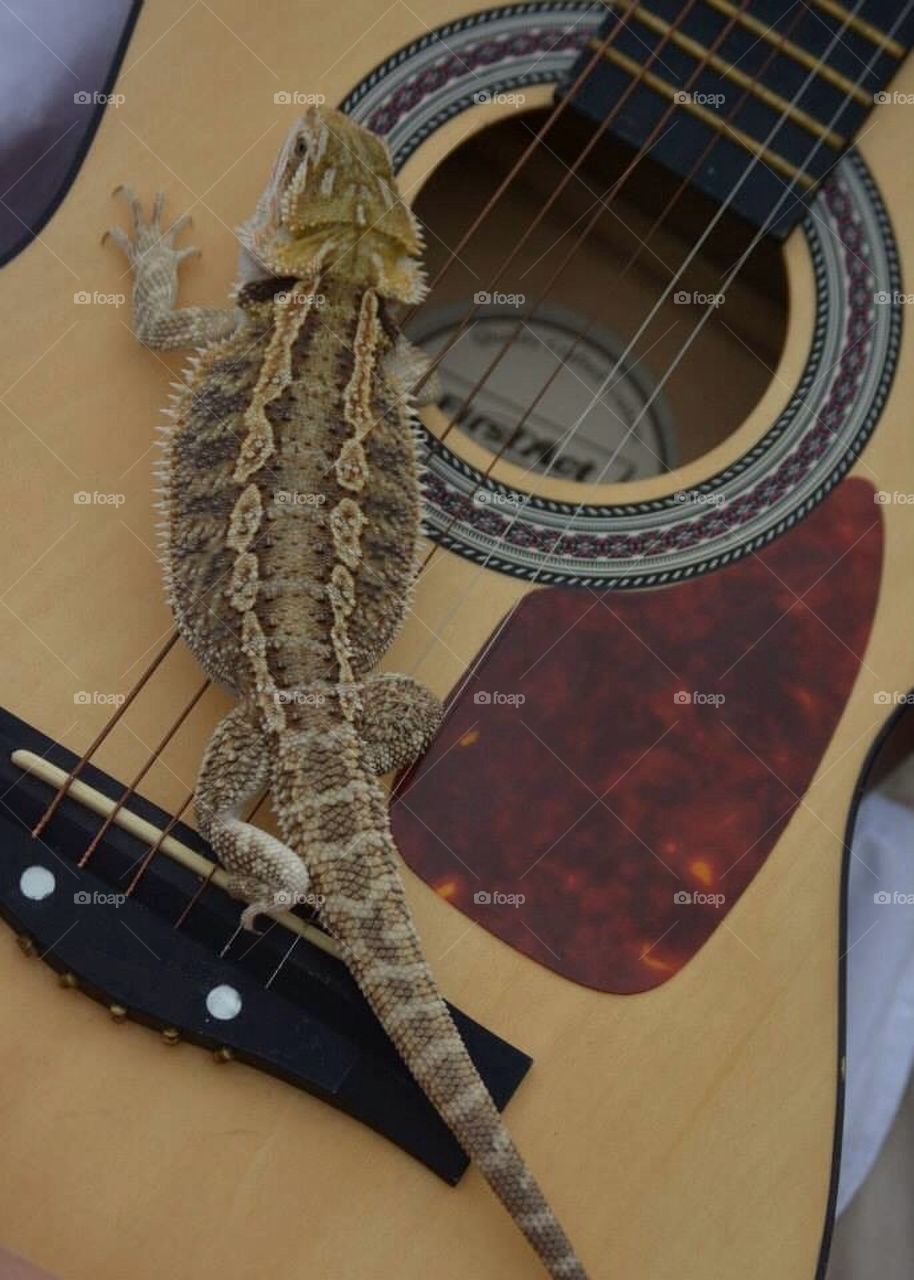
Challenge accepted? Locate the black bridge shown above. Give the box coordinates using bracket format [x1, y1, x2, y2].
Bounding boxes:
[0, 706, 531, 1184]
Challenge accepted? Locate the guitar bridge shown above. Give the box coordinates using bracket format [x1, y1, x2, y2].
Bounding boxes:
[0, 706, 531, 1185]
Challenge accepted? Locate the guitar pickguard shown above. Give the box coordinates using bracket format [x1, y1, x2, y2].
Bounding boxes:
[392, 475, 883, 993]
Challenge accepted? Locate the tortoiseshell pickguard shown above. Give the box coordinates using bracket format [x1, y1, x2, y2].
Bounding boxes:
[391, 478, 883, 993]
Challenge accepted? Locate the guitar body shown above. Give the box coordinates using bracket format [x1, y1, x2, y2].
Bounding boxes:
[1, 2, 912, 1277]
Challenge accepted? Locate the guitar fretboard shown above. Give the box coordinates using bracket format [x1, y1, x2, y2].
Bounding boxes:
[561, 0, 914, 238]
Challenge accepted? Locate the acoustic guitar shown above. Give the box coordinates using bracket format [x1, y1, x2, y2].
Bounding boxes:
[1, 1, 912, 1277]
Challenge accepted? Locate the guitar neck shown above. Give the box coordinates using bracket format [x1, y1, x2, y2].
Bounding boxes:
[560, 0, 914, 239]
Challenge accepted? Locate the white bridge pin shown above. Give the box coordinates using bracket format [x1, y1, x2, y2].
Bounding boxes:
[20, 866, 56, 901]
[205, 984, 243, 1021]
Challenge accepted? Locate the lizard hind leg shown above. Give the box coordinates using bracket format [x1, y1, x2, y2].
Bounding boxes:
[355, 673, 443, 775]
[195, 701, 311, 931]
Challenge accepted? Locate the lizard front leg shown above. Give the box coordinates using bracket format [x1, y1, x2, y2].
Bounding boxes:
[195, 701, 311, 930]
[104, 188, 237, 350]
[384, 333, 442, 407]
[355, 672, 443, 775]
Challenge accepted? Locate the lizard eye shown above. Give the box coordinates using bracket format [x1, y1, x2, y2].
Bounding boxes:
[293, 135, 308, 159]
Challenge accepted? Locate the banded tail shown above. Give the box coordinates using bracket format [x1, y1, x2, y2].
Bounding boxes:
[269, 715, 589, 1280]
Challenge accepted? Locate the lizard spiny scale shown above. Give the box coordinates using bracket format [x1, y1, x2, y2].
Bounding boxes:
[107, 106, 588, 1280]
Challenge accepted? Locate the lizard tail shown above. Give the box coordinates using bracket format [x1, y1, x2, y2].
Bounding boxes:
[270, 719, 589, 1280]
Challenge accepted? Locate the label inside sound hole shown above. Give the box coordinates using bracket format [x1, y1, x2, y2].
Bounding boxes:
[409, 303, 676, 483]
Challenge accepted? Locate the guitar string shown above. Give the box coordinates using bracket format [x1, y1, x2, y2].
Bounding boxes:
[391, 0, 810, 671]
[30, 3, 894, 916]
[614, 3, 809, 279]
[545, 0, 909, 499]
[124, 791, 194, 897]
[76, 678, 209, 868]
[27, 0, 646, 838]
[416, 0, 752, 464]
[407, 0, 709, 396]
[403, 0, 901, 319]
[406, 0, 758, 535]
[391, 0, 806, 632]
[401, 0, 643, 319]
[30, 631, 179, 838]
[400, 0, 894, 716]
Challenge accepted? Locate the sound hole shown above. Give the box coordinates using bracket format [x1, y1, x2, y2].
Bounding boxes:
[409, 107, 790, 484]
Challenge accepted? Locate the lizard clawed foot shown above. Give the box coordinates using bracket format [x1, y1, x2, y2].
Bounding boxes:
[104, 186, 199, 268]
[239, 897, 288, 933]
[226, 863, 313, 933]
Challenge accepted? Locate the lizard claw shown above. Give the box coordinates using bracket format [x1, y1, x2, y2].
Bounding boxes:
[239, 903, 268, 933]
[105, 187, 199, 268]
[169, 211, 193, 238]
[101, 225, 130, 252]
[238, 887, 304, 933]
[228, 866, 312, 933]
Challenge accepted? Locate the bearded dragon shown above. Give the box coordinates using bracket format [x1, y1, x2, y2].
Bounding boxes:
[105, 106, 587, 1280]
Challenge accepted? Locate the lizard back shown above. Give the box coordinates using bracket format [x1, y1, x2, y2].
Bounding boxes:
[158, 276, 421, 702]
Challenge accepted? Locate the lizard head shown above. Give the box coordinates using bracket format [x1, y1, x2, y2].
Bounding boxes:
[238, 107, 426, 302]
